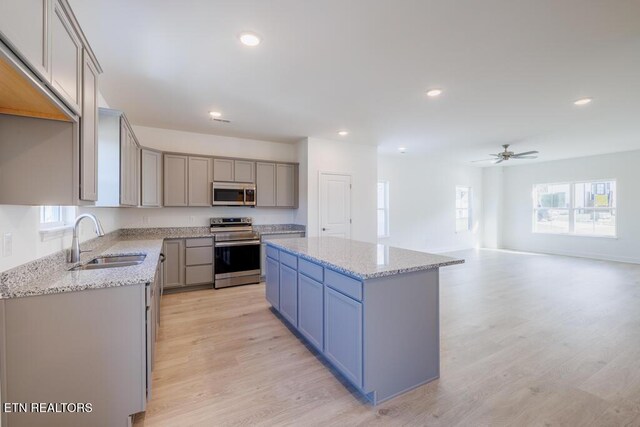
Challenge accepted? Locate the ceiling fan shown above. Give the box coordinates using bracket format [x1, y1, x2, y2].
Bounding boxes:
[472, 144, 539, 164]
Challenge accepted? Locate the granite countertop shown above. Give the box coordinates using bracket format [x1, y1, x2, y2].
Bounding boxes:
[266, 237, 464, 280]
[0, 239, 164, 299]
[253, 224, 306, 236]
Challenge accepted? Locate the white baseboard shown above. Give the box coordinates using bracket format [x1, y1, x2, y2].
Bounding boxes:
[497, 245, 640, 265]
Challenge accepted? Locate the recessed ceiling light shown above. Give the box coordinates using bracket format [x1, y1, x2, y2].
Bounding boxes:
[338, 130, 349, 136]
[426, 89, 443, 97]
[239, 32, 261, 47]
[209, 111, 222, 118]
[574, 97, 592, 106]
[398, 147, 407, 153]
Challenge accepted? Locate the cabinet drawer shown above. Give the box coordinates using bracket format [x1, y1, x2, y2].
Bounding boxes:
[186, 237, 213, 247]
[324, 269, 362, 301]
[186, 247, 213, 266]
[266, 246, 279, 260]
[280, 251, 297, 269]
[186, 265, 213, 285]
[299, 258, 323, 282]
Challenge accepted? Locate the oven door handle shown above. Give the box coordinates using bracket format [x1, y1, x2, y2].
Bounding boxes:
[215, 240, 261, 247]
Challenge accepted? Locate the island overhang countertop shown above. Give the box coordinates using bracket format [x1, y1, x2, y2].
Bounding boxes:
[265, 236, 464, 280]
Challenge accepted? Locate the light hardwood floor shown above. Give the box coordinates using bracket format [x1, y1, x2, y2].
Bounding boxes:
[135, 249, 640, 426]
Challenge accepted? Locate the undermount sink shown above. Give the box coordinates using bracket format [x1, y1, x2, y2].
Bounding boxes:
[69, 254, 146, 271]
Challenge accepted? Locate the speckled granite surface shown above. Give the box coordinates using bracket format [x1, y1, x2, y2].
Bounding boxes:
[253, 224, 306, 235]
[266, 237, 464, 280]
[119, 227, 212, 239]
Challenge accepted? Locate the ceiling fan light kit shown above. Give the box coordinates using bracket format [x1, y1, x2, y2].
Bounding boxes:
[472, 144, 539, 164]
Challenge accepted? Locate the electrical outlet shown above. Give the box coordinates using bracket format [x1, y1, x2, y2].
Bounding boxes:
[3, 233, 12, 257]
[189, 216, 195, 224]
[142, 216, 150, 225]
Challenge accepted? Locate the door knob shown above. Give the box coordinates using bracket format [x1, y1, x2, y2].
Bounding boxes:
[322, 228, 327, 231]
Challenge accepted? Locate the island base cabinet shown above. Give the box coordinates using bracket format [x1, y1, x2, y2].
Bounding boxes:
[324, 286, 363, 388]
[279, 264, 298, 326]
[265, 256, 280, 309]
[297, 273, 324, 351]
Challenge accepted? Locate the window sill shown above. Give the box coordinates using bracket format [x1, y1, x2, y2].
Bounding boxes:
[40, 225, 73, 241]
[531, 231, 618, 240]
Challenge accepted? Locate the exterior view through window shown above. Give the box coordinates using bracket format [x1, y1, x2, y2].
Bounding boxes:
[455, 186, 471, 232]
[533, 180, 616, 237]
[377, 181, 389, 237]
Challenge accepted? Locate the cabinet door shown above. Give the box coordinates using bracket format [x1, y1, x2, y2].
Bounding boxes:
[119, 121, 130, 205]
[141, 150, 162, 207]
[234, 160, 255, 183]
[163, 240, 185, 289]
[163, 155, 188, 206]
[298, 273, 324, 351]
[256, 162, 276, 207]
[213, 158, 234, 182]
[80, 51, 98, 201]
[188, 156, 212, 206]
[324, 286, 362, 387]
[276, 164, 296, 207]
[0, 0, 49, 79]
[265, 256, 280, 309]
[50, 0, 82, 113]
[131, 141, 140, 206]
[279, 264, 298, 326]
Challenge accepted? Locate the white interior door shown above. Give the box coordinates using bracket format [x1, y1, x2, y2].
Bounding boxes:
[319, 173, 352, 238]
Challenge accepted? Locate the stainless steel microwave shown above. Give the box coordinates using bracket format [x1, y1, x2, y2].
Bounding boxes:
[212, 182, 256, 206]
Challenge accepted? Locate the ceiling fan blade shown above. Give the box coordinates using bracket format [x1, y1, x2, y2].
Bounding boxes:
[512, 156, 538, 159]
[494, 159, 504, 164]
[471, 158, 497, 163]
[513, 151, 539, 157]
[490, 154, 501, 157]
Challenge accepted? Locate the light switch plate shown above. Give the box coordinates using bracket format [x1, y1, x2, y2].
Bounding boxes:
[3, 233, 12, 257]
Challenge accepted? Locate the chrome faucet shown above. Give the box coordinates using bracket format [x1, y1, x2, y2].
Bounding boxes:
[68, 213, 105, 263]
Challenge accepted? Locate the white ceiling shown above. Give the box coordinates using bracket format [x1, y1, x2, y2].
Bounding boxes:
[70, 0, 640, 164]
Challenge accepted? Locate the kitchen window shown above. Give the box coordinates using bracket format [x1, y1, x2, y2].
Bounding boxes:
[455, 186, 471, 232]
[39, 206, 77, 239]
[40, 206, 64, 229]
[533, 180, 616, 237]
[377, 181, 390, 237]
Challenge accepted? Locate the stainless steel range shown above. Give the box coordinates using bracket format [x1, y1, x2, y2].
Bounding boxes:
[211, 217, 261, 288]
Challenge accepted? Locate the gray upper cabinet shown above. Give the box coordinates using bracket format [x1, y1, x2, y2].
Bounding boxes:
[0, 0, 49, 79]
[276, 164, 296, 207]
[188, 156, 212, 206]
[213, 158, 234, 182]
[141, 149, 162, 207]
[50, 0, 82, 113]
[163, 154, 188, 207]
[234, 160, 255, 183]
[213, 158, 255, 183]
[256, 162, 276, 207]
[80, 50, 98, 201]
[120, 121, 139, 206]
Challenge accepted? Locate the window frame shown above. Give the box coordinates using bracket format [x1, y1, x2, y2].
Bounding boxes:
[377, 180, 390, 238]
[532, 179, 617, 238]
[39, 206, 64, 229]
[455, 185, 472, 233]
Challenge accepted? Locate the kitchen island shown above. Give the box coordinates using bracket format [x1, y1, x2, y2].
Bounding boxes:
[264, 237, 464, 405]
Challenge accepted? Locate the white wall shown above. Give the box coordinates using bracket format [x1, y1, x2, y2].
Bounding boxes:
[300, 137, 377, 242]
[482, 167, 504, 249]
[378, 154, 483, 253]
[0, 206, 122, 272]
[132, 126, 297, 162]
[497, 150, 640, 263]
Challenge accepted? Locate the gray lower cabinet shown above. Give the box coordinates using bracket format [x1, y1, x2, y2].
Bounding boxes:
[265, 256, 280, 309]
[141, 149, 163, 207]
[279, 263, 298, 326]
[298, 273, 324, 351]
[163, 239, 185, 289]
[324, 285, 363, 387]
[0, 278, 160, 426]
[164, 238, 213, 291]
